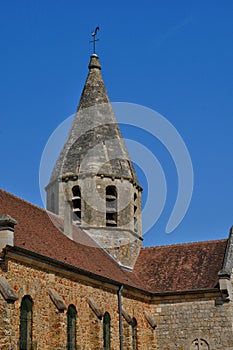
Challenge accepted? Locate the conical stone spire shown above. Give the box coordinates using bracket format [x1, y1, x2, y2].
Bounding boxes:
[46, 54, 142, 269]
[50, 54, 139, 186]
[77, 54, 109, 110]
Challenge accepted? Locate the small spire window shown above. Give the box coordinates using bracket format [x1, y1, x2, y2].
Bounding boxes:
[72, 186, 81, 225]
[106, 186, 117, 227]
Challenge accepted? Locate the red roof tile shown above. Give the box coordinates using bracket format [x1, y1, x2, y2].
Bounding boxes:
[0, 189, 227, 294]
[0, 189, 143, 291]
[133, 240, 227, 293]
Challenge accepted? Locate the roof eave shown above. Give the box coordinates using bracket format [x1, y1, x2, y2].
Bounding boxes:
[1, 245, 222, 302]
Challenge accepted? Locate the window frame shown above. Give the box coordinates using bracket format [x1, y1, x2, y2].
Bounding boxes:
[67, 304, 77, 350]
[103, 312, 111, 350]
[72, 186, 81, 224]
[106, 186, 117, 227]
[19, 295, 33, 350]
[131, 317, 138, 350]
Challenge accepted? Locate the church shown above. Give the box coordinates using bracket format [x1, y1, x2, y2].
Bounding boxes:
[0, 52, 233, 350]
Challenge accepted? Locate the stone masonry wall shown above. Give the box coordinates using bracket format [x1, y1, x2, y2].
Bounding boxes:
[59, 176, 142, 269]
[1, 257, 233, 349]
[150, 297, 233, 350]
[0, 258, 156, 350]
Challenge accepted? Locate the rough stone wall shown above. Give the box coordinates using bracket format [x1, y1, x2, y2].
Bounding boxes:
[49, 103, 139, 185]
[1, 259, 233, 349]
[59, 176, 142, 268]
[0, 258, 156, 350]
[151, 297, 233, 350]
[46, 181, 59, 215]
[61, 176, 141, 233]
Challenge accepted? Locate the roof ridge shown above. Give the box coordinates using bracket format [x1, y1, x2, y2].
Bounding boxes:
[0, 188, 47, 214]
[142, 238, 228, 250]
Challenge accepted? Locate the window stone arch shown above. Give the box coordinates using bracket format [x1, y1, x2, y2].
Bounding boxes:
[190, 338, 210, 350]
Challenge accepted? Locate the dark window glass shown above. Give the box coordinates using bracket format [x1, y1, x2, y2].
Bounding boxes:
[132, 318, 138, 350]
[20, 296, 33, 350]
[67, 305, 77, 350]
[103, 312, 111, 350]
[72, 186, 81, 197]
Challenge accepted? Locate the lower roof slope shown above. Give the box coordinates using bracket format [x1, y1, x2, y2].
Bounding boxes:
[134, 240, 227, 293]
[0, 189, 227, 294]
[0, 189, 143, 291]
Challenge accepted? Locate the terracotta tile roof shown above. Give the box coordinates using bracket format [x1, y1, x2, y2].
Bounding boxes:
[0, 188, 227, 294]
[0, 189, 143, 291]
[133, 240, 227, 293]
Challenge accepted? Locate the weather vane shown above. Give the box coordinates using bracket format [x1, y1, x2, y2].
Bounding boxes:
[90, 27, 100, 55]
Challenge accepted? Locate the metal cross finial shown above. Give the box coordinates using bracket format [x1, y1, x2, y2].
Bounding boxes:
[90, 27, 100, 54]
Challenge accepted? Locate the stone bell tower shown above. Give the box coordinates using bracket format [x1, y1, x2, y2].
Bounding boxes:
[46, 54, 143, 269]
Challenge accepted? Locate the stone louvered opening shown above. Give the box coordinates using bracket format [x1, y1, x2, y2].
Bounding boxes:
[106, 186, 117, 227]
[72, 186, 81, 225]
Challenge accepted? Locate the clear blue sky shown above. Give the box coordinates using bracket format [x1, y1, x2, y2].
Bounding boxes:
[1, 0, 233, 246]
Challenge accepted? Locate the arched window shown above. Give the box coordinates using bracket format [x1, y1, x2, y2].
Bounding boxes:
[72, 186, 81, 225]
[190, 339, 209, 350]
[106, 186, 117, 227]
[67, 304, 77, 350]
[103, 312, 111, 350]
[20, 296, 33, 350]
[132, 317, 138, 350]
